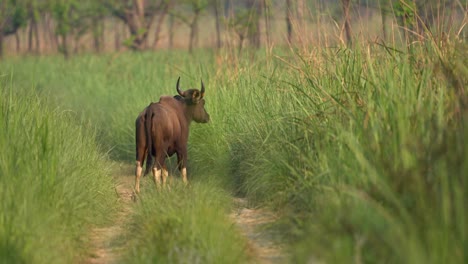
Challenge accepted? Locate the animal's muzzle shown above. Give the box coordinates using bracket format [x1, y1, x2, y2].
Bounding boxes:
[203, 114, 210, 123]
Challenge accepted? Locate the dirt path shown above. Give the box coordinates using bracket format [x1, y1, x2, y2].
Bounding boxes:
[231, 198, 286, 264]
[84, 165, 285, 264]
[84, 168, 135, 264]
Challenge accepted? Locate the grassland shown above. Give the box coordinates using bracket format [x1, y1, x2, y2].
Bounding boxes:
[0, 76, 119, 263]
[1, 32, 466, 263]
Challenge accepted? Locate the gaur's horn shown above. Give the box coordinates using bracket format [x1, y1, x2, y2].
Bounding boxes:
[200, 80, 205, 99]
[176, 77, 184, 96]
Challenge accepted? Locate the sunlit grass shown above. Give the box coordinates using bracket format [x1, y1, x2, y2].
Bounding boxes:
[120, 180, 250, 264]
[0, 79, 118, 263]
[0, 33, 465, 263]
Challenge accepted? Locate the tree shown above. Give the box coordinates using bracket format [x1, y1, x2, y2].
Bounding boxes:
[341, 0, 352, 46]
[212, 0, 222, 49]
[227, 9, 248, 54]
[105, 0, 162, 51]
[49, 0, 107, 57]
[168, 6, 175, 49]
[379, 0, 391, 41]
[286, 0, 293, 43]
[285, 0, 308, 45]
[51, 0, 76, 58]
[26, 0, 43, 54]
[0, 0, 27, 57]
[296, 0, 305, 37]
[246, 0, 261, 48]
[393, 0, 417, 44]
[174, 0, 209, 53]
[187, 0, 206, 52]
[87, 2, 108, 53]
[262, 0, 271, 46]
[152, 0, 170, 49]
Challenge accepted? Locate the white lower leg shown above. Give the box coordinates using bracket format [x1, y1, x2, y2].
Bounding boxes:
[135, 161, 142, 193]
[153, 168, 161, 188]
[162, 168, 168, 185]
[181, 167, 188, 184]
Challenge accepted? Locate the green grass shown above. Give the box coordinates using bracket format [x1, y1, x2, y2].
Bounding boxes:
[0, 78, 118, 263]
[120, 180, 250, 264]
[224, 43, 467, 263]
[0, 36, 466, 263]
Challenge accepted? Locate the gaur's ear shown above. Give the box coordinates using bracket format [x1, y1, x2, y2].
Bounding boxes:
[189, 90, 203, 104]
[192, 90, 200, 100]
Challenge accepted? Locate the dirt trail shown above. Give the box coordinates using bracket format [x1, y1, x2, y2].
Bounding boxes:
[231, 198, 286, 264]
[84, 165, 285, 264]
[84, 169, 134, 264]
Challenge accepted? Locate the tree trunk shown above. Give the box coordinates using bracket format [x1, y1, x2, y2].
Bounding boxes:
[100, 19, 105, 52]
[189, 11, 200, 53]
[28, 19, 33, 52]
[125, 0, 156, 50]
[152, 3, 169, 49]
[27, 5, 39, 54]
[134, 0, 144, 26]
[168, 13, 174, 49]
[15, 32, 20, 53]
[93, 32, 100, 53]
[247, 0, 261, 48]
[34, 17, 40, 53]
[213, 0, 222, 49]
[61, 34, 69, 59]
[93, 17, 101, 53]
[380, 0, 387, 41]
[114, 19, 120, 51]
[296, 0, 305, 36]
[263, 0, 271, 46]
[224, 0, 229, 17]
[286, 0, 293, 43]
[74, 32, 80, 54]
[0, 32, 4, 58]
[47, 15, 58, 52]
[342, 0, 352, 46]
[253, 7, 260, 48]
[238, 34, 245, 55]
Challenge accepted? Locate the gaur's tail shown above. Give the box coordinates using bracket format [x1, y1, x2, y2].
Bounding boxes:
[144, 104, 155, 174]
[144, 153, 153, 175]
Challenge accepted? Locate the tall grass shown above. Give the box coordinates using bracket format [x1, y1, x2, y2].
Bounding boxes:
[0, 52, 220, 161]
[0, 33, 465, 263]
[0, 52, 253, 263]
[219, 42, 467, 262]
[0, 77, 118, 263]
[120, 181, 250, 264]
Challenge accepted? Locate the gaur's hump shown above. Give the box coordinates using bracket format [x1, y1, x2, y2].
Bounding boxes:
[158, 96, 178, 105]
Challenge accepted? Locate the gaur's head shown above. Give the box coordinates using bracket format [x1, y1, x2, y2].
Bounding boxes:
[175, 77, 210, 123]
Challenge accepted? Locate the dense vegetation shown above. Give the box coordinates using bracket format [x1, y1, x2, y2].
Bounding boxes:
[121, 182, 250, 263]
[0, 77, 118, 263]
[1, 30, 466, 263]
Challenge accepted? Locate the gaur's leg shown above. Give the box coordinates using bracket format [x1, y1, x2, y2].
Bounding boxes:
[162, 164, 169, 186]
[135, 114, 147, 192]
[135, 161, 143, 193]
[153, 153, 166, 189]
[152, 166, 161, 188]
[135, 146, 147, 194]
[177, 150, 188, 184]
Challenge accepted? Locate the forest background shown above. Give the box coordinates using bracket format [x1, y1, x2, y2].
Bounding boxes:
[2, 0, 466, 57]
